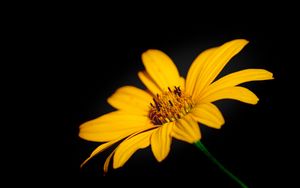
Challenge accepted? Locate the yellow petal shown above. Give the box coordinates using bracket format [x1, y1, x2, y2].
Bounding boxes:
[191, 39, 249, 100]
[178, 77, 185, 91]
[79, 111, 154, 142]
[80, 138, 120, 168]
[185, 47, 216, 96]
[200, 69, 274, 100]
[113, 129, 155, 169]
[142, 49, 180, 91]
[104, 150, 114, 174]
[107, 86, 152, 115]
[80, 126, 153, 168]
[190, 103, 225, 129]
[138, 71, 162, 95]
[102, 126, 155, 173]
[172, 114, 201, 143]
[151, 123, 173, 162]
[201, 86, 259, 105]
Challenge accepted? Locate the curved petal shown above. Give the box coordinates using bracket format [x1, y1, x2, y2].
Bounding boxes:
[113, 129, 155, 169]
[190, 103, 225, 129]
[185, 47, 216, 96]
[104, 150, 115, 174]
[200, 69, 274, 100]
[80, 138, 121, 168]
[81, 125, 154, 168]
[201, 86, 259, 105]
[190, 39, 249, 100]
[151, 123, 173, 162]
[172, 114, 201, 143]
[103, 127, 156, 173]
[138, 71, 162, 95]
[142, 49, 180, 91]
[79, 111, 155, 142]
[107, 86, 152, 115]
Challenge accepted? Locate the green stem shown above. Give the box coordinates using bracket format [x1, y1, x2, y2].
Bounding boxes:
[194, 141, 248, 188]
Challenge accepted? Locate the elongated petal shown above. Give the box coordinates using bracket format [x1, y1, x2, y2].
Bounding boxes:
[104, 151, 114, 174]
[81, 126, 154, 168]
[113, 129, 155, 169]
[80, 139, 120, 168]
[172, 114, 201, 143]
[79, 111, 154, 142]
[107, 86, 152, 115]
[151, 123, 173, 162]
[103, 127, 155, 173]
[138, 71, 162, 95]
[142, 49, 180, 91]
[191, 39, 249, 100]
[185, 47, 216, 96]
[201, 86, 259, 105]
[200, 69, 274, 100]
[190, 103, 225, 129]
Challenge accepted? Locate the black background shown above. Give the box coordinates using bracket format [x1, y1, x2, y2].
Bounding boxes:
[7, 4, 299, 188]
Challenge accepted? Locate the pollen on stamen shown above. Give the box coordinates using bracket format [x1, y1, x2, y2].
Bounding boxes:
[148, 86, 194, 125]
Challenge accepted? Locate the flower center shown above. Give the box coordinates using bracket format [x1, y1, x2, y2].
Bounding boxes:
[148, 86, 194, 125]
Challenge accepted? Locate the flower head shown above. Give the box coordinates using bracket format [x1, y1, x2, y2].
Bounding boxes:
[79, 39, 273, 173]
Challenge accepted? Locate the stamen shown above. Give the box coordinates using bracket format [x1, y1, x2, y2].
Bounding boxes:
[148, 86, 194, 125]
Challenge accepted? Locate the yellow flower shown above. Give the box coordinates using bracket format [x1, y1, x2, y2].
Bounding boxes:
[79, 39, 273, 174]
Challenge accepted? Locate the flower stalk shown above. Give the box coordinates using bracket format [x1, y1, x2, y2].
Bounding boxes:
[194, 141, 248, 188]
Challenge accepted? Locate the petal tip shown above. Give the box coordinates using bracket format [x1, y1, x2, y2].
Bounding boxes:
[219, 120, 225, 128]
[153, 153, 166, 162]
[142, 49, 160, 60]
[112, 162, 120, 169]
[112, 156, 122, 169]
[213, 119, 224, 129]
[227, 39, 249, 49]
[251, 97, 259, 105]
[264, 70, 274, 80]
[235, 39, 249, 45]
[78, 131, 90, 141]
[106, 97, 116, 107]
